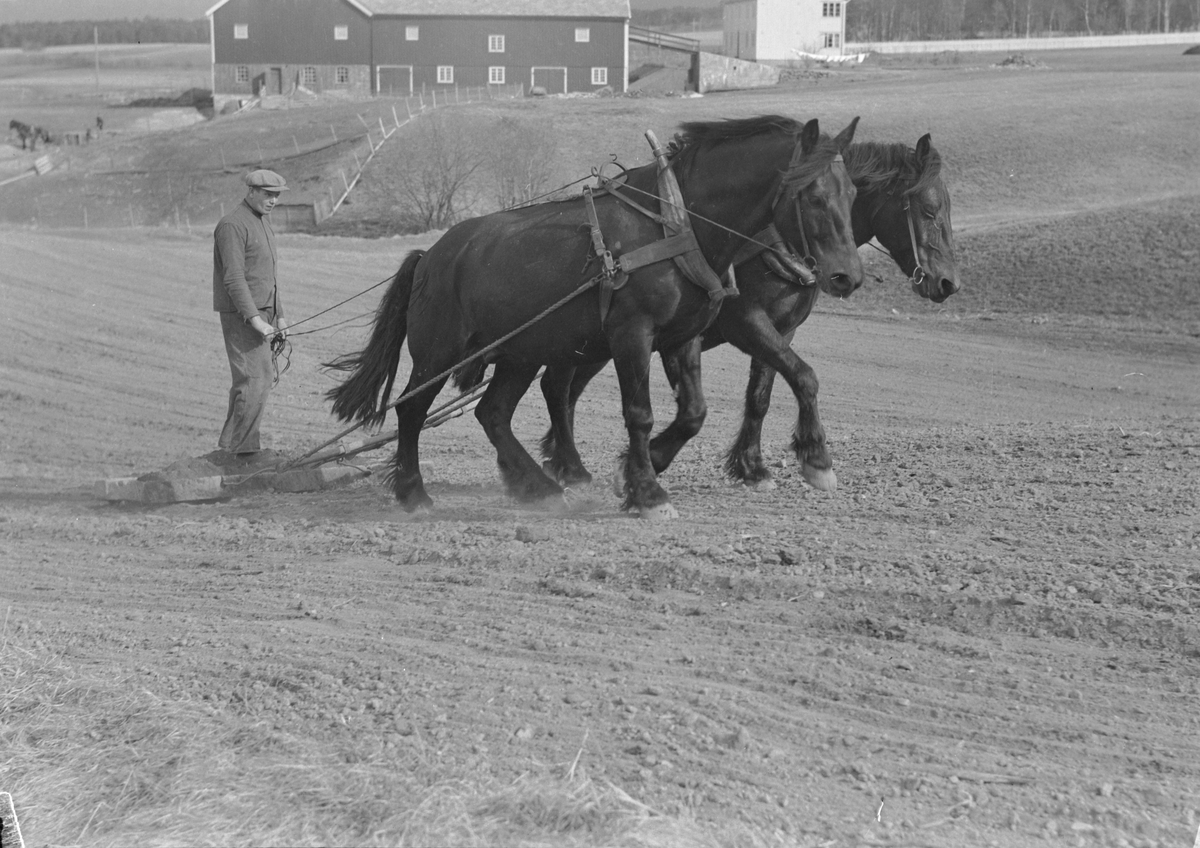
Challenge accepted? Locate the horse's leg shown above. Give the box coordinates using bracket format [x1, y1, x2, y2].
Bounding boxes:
[723, 319, 836, 492]
[539, 360, 606, 486]
[724, 340, 788, 489]
[611, 325, 676, 520]
[647, 337, 706, 475]
[478, 361, 564, 503]
[390, 378, 446, 511]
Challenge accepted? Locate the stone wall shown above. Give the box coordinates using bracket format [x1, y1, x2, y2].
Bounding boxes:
[695, 52, 779, 93]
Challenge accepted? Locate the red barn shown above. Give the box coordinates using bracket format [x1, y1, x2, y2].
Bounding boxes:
[206, 0, 631, 105]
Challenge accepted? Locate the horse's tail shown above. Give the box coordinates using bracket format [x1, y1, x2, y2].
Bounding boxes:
[324, 250, 423, 427]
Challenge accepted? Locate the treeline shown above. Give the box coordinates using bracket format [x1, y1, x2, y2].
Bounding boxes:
[0, 19, 206, 49]
[630, 7, 724, 30]
[846, 0, 1199, 40]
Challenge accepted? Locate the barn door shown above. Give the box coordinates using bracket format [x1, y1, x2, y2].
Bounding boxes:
[269, 67, 283, 95]
[531, 67, 567, 95]
[376, 65, 413, 96]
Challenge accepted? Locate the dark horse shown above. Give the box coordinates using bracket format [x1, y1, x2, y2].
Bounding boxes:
[326, 115, 864, 519]
[537, 133, 959, 492]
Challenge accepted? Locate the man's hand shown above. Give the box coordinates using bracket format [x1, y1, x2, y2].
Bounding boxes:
[276, 317, 289, 340]
[249, 315, 275, 339]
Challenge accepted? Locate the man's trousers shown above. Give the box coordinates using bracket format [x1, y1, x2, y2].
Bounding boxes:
[218, 309, 274, 454]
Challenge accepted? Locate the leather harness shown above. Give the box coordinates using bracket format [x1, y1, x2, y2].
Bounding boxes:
[583, 130, 821, 324]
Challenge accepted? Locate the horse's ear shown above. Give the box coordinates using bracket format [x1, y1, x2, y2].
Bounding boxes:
[833, 116, 860, 153]
[916, 133, 932, 164]
[800, 118, 820, 154]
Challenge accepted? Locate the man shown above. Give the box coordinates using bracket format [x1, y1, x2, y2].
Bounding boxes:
[212, 169, 290, 463]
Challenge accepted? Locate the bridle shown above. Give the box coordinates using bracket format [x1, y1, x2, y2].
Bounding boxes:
[773, 152, 846, 274]
[902, 197, 931, 289]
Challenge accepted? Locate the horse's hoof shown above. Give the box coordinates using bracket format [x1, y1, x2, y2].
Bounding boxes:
[801, 464, 837, 492]
[746, 477, 777, 492]
[639, 502, 679, 521]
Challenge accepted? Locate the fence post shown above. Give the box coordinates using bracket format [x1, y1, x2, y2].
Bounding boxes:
[379, 116, 387, 137]
[455, 84, 459, 104]
[293, 135, 301, 154]
[392, 104, 400, 127]
[257, 142, 264, 163]
[83, 206, 88, 229]
[341, 169, 349, 191]
[431, 89, 437, 109]
[357, 113, 369, 129]
[219, 147, 227, 170]
[331, 125, 338, 142]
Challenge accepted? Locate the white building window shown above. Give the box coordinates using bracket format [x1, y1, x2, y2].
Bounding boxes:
[234, 23, 248, 39]
[336, 66, 350, 84]
[488, 34, 505, 53]
[437, 65, 454, 83]
[822, 2, 842, 17]
[302, 66, 317, 86]
[591, 67, 607, 85]
[575, 27, 590, 42]
[334, 25, 348, 40]
[235, 65, 249, 82]
[823, 32, 841, 47]
[406, 25, 418, 40]
[489, 66, 506, 84]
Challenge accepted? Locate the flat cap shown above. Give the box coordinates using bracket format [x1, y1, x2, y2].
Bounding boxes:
[245, 169, 289, 191]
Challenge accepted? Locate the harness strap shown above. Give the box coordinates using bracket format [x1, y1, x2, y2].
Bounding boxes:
[645, 129, 736, 303]
[583, 185, 628, 323]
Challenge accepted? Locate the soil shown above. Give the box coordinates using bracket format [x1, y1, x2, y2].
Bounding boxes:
[2, 229, 1198, 846]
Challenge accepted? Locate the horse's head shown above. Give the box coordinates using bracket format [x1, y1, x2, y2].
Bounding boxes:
[776, 117, 864, 298]
[851, 135, 960, 303]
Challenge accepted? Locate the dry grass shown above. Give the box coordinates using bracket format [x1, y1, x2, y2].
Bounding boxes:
[1, 618, 797, 848]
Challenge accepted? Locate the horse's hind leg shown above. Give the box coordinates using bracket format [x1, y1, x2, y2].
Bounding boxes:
[478, 361, 564, 503]
[539, 361, 605, 486]
[648, 337, 706, 475]
[724, 353, 783, 488]
[390, 377, 446, 511]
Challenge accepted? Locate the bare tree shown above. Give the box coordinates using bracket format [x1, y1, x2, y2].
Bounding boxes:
[392, 112, 486, 231]
[487, 116, 557, 212]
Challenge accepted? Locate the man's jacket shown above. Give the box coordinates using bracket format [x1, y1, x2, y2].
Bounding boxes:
[212, 200, 284, 321]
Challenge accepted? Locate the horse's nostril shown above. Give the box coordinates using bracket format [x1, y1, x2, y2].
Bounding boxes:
[941, 278, 960, 296]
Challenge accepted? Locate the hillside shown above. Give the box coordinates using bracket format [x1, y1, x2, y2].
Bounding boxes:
[7, 43, 1197, 332]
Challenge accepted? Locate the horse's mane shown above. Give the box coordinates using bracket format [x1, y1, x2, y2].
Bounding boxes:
[668, 114, 840, 192]
[844, 141, 942, 198]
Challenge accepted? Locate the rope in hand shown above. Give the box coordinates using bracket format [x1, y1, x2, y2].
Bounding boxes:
[270, 333, 292, 387]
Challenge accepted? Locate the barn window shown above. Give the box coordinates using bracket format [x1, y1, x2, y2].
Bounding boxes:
[488, 34, 505, 53]
[334, 25, 348, 40]
[591, 67, 607, 85]
[235, 65, 249, 83]
[488, 66, 505, 84]
[437, 65, 454, 84]
[302, 66, 318, 86]
[406, 25, 418, 40]
[575, 27, 590, 42]
[234, 23, 248, 39]
[823, 32, 841, 47]
[336, 66, 350, 84]
[822, 2, 842, 17]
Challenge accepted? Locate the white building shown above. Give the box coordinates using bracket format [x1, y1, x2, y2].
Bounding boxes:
[723, 0, 849, 60]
